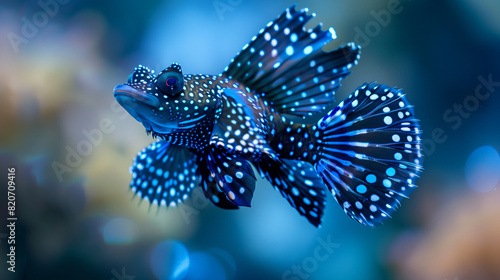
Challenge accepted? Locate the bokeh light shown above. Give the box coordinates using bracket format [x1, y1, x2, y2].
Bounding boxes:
[236, 182, 318, 264]
[150, 240, 190, 280]
[101, 217, 137, 244]
[184, 252, 226, 280]
[207, 248, 237, 279]
[465, 145, 500, 192]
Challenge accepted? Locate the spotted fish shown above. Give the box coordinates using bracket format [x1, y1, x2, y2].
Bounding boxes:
[113, 6, 423, 227]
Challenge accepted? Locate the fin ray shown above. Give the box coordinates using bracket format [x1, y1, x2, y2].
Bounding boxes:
[199, 144, 257, 208]
[223, 5, 360, 118]
[312, 83, 423, 226]
[129, 141, 198, 207]
[197, 153, 239, 209]
[257, 157, 327, 227]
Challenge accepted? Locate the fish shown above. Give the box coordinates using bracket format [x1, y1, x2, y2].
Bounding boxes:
[113, 5, 423, 227]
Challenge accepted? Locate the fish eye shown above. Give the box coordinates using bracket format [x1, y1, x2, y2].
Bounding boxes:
[157, 69, 184, 95]
[166, 78, 177, 86]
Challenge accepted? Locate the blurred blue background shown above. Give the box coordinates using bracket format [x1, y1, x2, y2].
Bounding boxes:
[1, 0, 500, 279]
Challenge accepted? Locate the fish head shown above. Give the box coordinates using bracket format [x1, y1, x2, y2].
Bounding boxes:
[114, 63, 220, 137]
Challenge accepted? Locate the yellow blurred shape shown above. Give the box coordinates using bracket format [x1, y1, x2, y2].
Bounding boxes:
[398, 190, 500, 280]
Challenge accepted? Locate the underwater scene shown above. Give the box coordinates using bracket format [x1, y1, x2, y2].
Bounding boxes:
[1, 0, 500, 279]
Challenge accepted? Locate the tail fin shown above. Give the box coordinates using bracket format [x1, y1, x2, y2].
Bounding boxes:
[311, 83, 423, 226]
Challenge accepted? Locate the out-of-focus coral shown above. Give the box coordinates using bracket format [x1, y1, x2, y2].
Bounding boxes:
[392, 190, 500, 280]
[0, 9, 110, 148]
[0, 5, 195, 236]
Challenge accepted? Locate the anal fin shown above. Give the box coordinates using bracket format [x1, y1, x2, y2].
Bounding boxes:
[257, 157, 327, 227]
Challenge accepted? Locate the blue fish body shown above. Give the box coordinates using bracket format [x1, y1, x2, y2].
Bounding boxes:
[114, 6, 423, 227]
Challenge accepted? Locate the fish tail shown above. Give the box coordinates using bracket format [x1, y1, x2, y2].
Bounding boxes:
[308, 83, 423, 226]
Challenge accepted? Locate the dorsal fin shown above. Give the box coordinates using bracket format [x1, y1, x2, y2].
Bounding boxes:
[223, 5, 360, 118]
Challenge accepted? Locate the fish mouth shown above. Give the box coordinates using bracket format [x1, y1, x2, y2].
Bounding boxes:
[114, 84, 179, 134]
[113, 84, 161, 108]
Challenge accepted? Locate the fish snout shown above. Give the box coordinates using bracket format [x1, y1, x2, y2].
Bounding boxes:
[113, 84, 161, 108]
